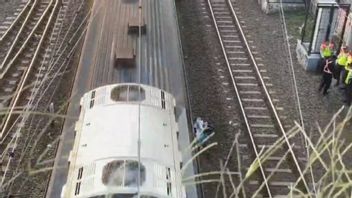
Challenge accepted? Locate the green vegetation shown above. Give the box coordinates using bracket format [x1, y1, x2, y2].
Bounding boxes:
[284, 10, 315, 42]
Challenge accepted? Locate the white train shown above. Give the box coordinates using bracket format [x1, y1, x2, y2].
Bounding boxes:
[61, 83, 186, 198]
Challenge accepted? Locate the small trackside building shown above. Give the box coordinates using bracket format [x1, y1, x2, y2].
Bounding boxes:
[61, 83, 186, 198]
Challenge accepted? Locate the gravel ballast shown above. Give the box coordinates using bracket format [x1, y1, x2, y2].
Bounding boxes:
[0, 0, 23, 24]
[176, 0, 351, 197]
[0, 0, 91, 197]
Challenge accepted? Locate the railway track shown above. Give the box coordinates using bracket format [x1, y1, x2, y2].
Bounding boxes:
[0, 0, 32, 65]
[206, 0, 308, 196]
[0, 0, 64, 191]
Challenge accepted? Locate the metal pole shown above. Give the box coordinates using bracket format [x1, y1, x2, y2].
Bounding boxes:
[301, 3, 310, 42]
[137, 0, 142, 197]
[308, 6, 319, 55]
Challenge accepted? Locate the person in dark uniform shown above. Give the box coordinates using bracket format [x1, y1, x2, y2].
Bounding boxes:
[318, 40, 334, 73]
[318, 57, 334, 95]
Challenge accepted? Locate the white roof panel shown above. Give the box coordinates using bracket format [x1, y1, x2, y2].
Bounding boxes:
[77, 104, 176, 167]
[63, 84, 185, 197]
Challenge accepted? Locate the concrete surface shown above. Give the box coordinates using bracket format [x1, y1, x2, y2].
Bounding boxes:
[296, 40, 321, 71]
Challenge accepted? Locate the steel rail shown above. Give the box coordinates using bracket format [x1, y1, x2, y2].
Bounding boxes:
[206, 0, 273, 196]
[137, 0, 142, 196]
[278, 0, 312, 191]
[0, 0, 33, 42]
[2, 0, 88, 194]
[226, 0, 310, 193]
[0, 0, 40, 71]
[0, 115, 22, 159]
[48, 7, 96, 197]
[0, 0, 54, 137]
[0, 1, 56, 79]
[27, 5, 69, 103]
[32, 4, 93, 107]
[0, 0, 59, 140]
[0, 59, 30, 141]
[0, 0, 60, 182]
[0, 0, 60, 187]
[20, 0, 72, 121]
[54, 0, 85, 58]
[278, 0, 305, 130]
[41, 1, 87, 102]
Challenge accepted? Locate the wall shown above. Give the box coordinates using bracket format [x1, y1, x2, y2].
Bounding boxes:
[258, 0, 306, 14]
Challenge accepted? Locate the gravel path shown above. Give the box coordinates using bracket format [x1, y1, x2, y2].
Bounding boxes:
[177, 0, 351, 197]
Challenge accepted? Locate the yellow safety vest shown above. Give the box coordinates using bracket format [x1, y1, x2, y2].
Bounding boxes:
[345, 68, 352, 85]
[337, 51, 348, 66]
[323, 48, 332, 58]
[321, 44, 333, 58]
[346, 55, 352, 67]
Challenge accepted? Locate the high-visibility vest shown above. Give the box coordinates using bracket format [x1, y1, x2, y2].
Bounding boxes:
[321, 43, 333, 58]
[345, 68, 352, 85]
[346, 54, 352, 67]
[337, 50, 348, 66]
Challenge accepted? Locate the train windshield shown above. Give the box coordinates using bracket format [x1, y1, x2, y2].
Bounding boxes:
[110, 85, 145, 102]
[102, 160, 146, 187]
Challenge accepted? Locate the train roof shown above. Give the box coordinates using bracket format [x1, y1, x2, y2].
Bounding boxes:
[77, 84, 177, 165]
[64, 84, 184, 197]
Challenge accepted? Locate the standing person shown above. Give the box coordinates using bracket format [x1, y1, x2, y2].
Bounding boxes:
[319, 40, 334, 73]
[342, 52, 352, 89]
[347, 51, 352, 72]
[334, 46, 348, 86]
[318, 57, 334, 95]
[344, 63, 352, 106]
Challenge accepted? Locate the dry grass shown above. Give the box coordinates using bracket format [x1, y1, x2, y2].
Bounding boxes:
[183, 106, 352, 197]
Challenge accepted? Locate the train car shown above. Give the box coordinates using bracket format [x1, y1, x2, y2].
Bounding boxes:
[61, 83, 186, 198]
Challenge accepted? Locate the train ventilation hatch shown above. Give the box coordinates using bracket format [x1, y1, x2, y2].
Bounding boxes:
[89, 90, 96, 108]
[77, 167, 83, 180]
[166, 167, 172, 195]
[111, 85, 145, 102]
[161, 91, 166, 109]
[74, 182, 81, 195]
